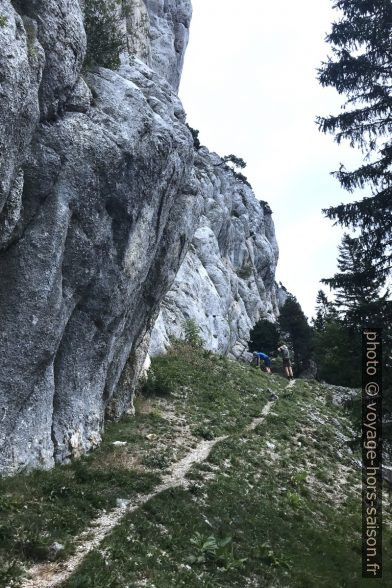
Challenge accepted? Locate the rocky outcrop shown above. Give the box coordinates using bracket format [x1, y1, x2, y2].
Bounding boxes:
[149, 150, 280, 359]
[121, 0, 192, 91]
[0, 0, 279, 475]
[298, 360, 318, 380]
[0, 0, 199, 475]
[276, 282, 290, 310]
[144, 0, 192, 91]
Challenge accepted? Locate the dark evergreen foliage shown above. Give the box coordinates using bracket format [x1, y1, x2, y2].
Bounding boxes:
[248, 319, 280, 354]
[84, 0, 125, 70]
[221, 154, 252, 188]
[186, 124, 202, 150]
[317, 0, 392, 276]
[314, 319, 361, 387]
[313, 289, 337, 330]
[321, 233, 390, 328]
[223, 154, 247, 169]
[232, 171, 252, 188]
[314, 235, 392, 393]
[278, 296, 314, 374]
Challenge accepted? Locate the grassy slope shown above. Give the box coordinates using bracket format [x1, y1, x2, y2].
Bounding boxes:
[1, 344, 391, 586]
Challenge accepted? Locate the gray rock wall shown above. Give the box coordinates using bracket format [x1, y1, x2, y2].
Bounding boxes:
[143, 0, 192, 91]
[0, 0, 280, 475]
[150, 150, 280, 359]
[0, 0, 199, 475]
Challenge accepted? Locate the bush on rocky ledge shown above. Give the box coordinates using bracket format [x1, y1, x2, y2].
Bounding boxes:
[84, 0, 125, 70]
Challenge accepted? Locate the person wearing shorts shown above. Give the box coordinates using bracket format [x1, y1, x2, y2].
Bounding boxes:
[277, 343, 294, 379]
[252, 351, 272, 374]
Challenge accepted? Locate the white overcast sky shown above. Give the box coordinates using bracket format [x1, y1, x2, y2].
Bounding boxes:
[179, 0, 364, 319]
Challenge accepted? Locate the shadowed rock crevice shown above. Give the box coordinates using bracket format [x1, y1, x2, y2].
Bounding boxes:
[105, 198, 135, 265]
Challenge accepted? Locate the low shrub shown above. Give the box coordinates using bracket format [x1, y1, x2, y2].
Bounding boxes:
[236, 265, 253, 279]
[84, 0, 125, 70]
[186, 124, 201, 149]
[184, 319, 203, 349]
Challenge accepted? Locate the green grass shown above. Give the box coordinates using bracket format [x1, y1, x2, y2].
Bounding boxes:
[142, 342, 278, 440]
[63, 347, 391, 587]
[0, 408, 177, 585]
[0, 424, 161, 585]
[0, 343, 272, 586]
[2, 343, 391, 587]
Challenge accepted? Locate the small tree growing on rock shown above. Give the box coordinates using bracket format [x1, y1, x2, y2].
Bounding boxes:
[84, 0, 125, 70]
[184, 319, 203, 349]
[221, 154, 252, 188]
[223, 154, 246, 169]
[186, 124, 202, 150]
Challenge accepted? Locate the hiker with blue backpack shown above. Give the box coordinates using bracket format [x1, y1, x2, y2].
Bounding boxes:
[252, 351, 272, 374]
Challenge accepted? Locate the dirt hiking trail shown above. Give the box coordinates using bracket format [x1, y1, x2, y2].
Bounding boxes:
[21, 382, 294, 587]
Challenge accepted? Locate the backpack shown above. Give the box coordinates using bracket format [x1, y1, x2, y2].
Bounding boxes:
[281, 345, 290, 359]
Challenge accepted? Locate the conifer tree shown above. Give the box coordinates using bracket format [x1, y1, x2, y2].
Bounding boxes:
[248, 319, 280, 354]
[321, 233, 390, 328]
[84, 0, 125, 70]
[279, 296, 313, 373]
[317, 0, 392, 276]
[318, 233, 392, 392]
[313, 289, 337, 330]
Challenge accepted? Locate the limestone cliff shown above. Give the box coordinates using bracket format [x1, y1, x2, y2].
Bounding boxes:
[0, 0, 196, 474]
[0, 0, 279, 475]
[150, 150, 280, 359]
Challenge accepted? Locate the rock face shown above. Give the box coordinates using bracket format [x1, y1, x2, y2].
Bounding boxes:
[150, 150, 280, 359]
[0, 0, 199, 475]
[120, 0, 192, 91]
[144, 0, 192, 91]
[275, 283, 290, 311]
[0, 0, 279, 475]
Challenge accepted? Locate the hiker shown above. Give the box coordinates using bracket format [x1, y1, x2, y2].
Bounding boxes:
[277, 342, 294, 379]
[252, 351, 272, 374]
